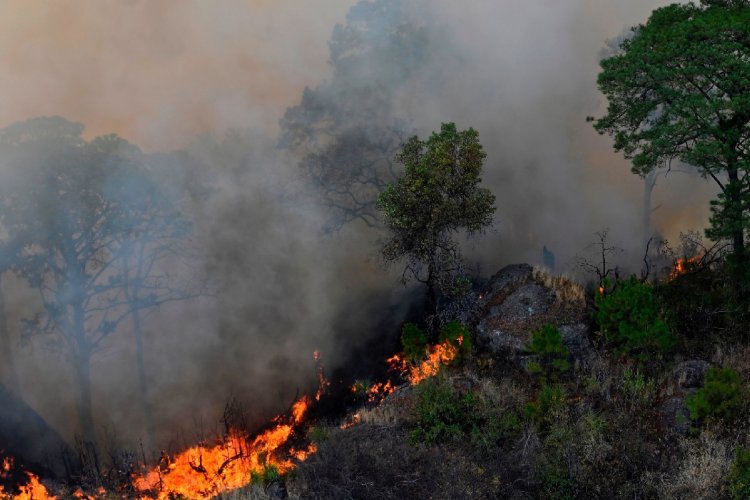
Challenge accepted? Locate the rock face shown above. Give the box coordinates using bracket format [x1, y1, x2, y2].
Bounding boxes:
[474, 264, 591, 363]
[0, 383, 75, 477]
[657, 360, 711, 435]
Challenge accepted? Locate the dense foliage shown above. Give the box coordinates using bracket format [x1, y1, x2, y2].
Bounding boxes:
[526, 324, 571, 377]
[410, 376, 481, 444]
[377, 122, 495, 309]
[595, 277, 674, 358]
[730, 446, 750, 500]
[400, 323, 428, 361]
[592, 0, 750, 295]
[686, 367, 745, 424]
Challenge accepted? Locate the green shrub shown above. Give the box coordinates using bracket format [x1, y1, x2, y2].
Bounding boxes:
[621, 367, 657, 407]
[527, 324, 570, 378]
[250, 462, 281, 487]
[351, 379, 372, 398]
[524, 383, 567, 428]
[308, 425, 329, 444]
[438, 320, 473, 359]
[595, 276, 674, 359]
[729, 447, 750, 500]
[686, 367, 745, 424]
[538, 461, 574, 500]
[401, 323, 428, 361]
[411, 376, 480, 443]
[471, 409, 523, 449]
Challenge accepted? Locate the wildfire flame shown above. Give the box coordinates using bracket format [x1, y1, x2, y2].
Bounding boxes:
[134, 352, 328, 499]
[0, 457, 56, 500]
[389, 337, 461, 386]
[133, 395, 314, 499]
[669, 255, 700, 280]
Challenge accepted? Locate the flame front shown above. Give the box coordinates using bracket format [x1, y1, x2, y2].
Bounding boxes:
[389, 337, 461, 386]
[0, 457, 56, 500]
[134, 395, 313, 499]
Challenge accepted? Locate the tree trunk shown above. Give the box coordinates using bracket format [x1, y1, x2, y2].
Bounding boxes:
[132, 308, 156, 455]
[0, 274, 20, 394]
[643, 170, 657, 252]
[726, 168, 747, 302]
[76, 352, 96, 447]
[73, 301, 96, 447]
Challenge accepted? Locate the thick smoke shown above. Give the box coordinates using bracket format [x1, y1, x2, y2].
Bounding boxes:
[0, 0, 719, 459]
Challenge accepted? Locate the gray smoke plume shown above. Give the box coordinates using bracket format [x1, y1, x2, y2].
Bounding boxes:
[0, 0, 719, 459]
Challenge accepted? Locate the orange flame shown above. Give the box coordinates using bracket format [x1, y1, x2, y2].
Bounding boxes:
[387, 338, 461, 385]
[134, 351, 329, 499]
[340, 413, 360, 429]
[134, 395, 312, 499]
[669, 255, 700, 280]
[0, 457, 57, 500]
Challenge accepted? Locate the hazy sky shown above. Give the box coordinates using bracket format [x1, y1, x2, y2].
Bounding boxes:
[0, 1, 352, 150]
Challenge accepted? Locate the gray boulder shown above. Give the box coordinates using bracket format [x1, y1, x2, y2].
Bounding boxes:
[474, 264, 591, 362]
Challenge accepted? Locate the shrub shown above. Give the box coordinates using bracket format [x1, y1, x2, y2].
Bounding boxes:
[411, 376, 480, 443]
[621, 367, 657, 407]
[730, 447, 750, 500]
[686, 367, 745, 424]
[250, 463, 281, 487]
[401, 323, 428, 361]
[308, 426, 329, 444]
[595, 276, 674, 359]
[538, 461, 574, 500]
[524, 383, 567, 429]
[438, 320, 473, 359]
[527, 324, 570, 378]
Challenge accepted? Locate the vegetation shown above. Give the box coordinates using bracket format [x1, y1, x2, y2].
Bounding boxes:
[591, 0, 750, 297]
[278, 0, 439, 231]
[437, 321, 472, 360]
[400, 323, 428, 361]
[250, 463, 281, 488]
[526, 324, 570, 378]
[0, 117, 195, 446]
[686, 367, 745, 424]
[621, 367, 657, 408]
[377, 122, 496, 312]
[595, 277, 674, 359]
[730, 446, 750, 500]
[410, 376, 481, 444]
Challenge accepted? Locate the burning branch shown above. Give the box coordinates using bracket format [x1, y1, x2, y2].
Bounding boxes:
[216, 452, 244, 477]
[188, 454, 207, 475]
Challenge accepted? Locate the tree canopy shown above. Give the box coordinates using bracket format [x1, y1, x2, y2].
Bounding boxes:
[377, 122, 495, 312]
[591, 0, 750, 293]
[279, 0, 440, 231]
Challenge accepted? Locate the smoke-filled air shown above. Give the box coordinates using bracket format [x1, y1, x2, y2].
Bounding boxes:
[0, 0, 740, 498]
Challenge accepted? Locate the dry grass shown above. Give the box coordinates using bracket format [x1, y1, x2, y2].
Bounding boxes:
[476, 376, 529, 412]
[215, 483, 275, 500]
[532, 267, 586, 307]
[357, 402, 403, 426]
[716, 344, 750, 381]
[654, 431, 733, 499]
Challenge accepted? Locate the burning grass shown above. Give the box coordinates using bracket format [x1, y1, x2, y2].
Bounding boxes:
[133, 395, 317, 499]
[0, 457, 56, 500]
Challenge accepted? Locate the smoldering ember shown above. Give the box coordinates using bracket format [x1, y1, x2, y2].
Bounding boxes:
[1, 1, 749, 499]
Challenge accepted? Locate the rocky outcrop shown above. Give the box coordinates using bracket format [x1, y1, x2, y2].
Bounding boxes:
[657, 360, 711, 435]
[474, 264, 592, 365]
[0, 383, 74, 478]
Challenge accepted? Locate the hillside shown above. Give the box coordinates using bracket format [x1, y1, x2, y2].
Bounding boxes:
[223, 263, 750, 500]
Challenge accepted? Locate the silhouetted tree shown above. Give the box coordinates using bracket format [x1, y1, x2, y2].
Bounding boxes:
[0, 117, 194, 447]
[279, 0, 441, 231]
